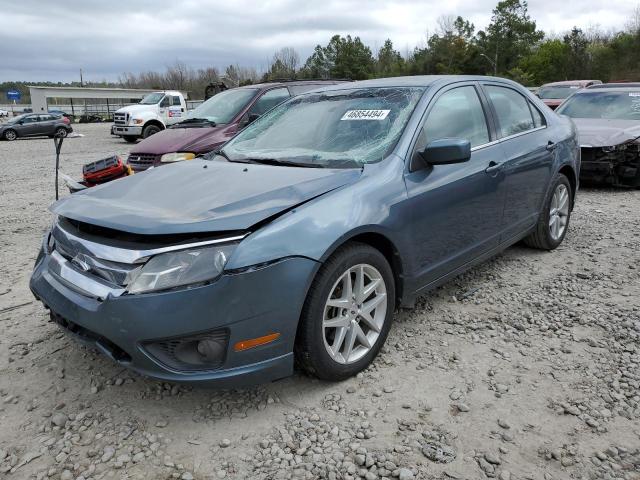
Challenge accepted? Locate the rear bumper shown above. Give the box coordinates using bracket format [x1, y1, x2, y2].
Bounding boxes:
[111, 125, 142, 136]
[30, 252, 318, 386]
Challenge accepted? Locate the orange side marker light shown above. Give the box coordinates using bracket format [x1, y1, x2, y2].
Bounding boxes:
[234, 333, 281, 352]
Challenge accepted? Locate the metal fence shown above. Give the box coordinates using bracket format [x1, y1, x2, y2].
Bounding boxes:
[0, 99, 204, 119]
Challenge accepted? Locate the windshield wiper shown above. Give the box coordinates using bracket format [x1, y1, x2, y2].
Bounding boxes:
[241, 158, 326, 168]
[172, 118, 217, 128]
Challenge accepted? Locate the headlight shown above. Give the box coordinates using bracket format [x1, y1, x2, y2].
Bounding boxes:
[127, 244, 236, 294]
[131, 118, 144, 125]
[160, 152, 196, 163]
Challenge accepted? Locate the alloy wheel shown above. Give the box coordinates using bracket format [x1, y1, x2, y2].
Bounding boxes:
[322, 263, 387, 365]
[4, 130, 16, 141]
[549, 183, 569, 240]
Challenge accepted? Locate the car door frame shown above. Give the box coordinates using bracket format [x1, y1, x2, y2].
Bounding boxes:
[478, 81, 555, 242]
[19, 114, 42, 137]
[400, 80, 509, 292]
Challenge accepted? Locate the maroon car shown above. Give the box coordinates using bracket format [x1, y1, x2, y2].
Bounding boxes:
[537, 80, 602, 110]
[126, 80, 346, 172]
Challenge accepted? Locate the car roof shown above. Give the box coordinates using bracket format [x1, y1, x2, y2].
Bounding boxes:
[587, 82, 640, 89]
[541, 80, 601, 87]
[300, 75, 524, 93]
[240, 79, 350, 91]
[576, 86, 640, 93]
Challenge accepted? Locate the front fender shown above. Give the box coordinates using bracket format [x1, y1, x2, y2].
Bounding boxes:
[225, 158, 409, 271]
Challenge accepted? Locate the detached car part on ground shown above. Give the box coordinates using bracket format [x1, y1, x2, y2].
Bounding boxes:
[0, 113, 72, 141]
[30, 75, 579, 386]
[557, 86, 640, 187]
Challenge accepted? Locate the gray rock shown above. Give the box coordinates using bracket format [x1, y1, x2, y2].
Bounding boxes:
[398, 468, 415, 480]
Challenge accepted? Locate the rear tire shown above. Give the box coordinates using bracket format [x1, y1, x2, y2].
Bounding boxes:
[142, 124, 161, 139]
[295, 242, 395, 381]
[123, 136, 138, 143]
[54, 127, 68, 138]
[3, 129, 17, 141]
[524, 173, 572, 250]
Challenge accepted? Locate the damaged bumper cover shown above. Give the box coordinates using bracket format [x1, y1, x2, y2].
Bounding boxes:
[580, 142, 640, 187]
[30, 221, 318, 386]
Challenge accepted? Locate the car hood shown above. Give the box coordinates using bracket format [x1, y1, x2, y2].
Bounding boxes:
[51, 159, 362, 235]
[571, 118, 640, 147]
[129, 124, 232, 155]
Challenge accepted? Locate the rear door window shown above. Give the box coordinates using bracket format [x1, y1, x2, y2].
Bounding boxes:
[485, 85, 535, 137]
[421, 85, 490, 149]
[249, 88, 291, 116]
[529, 101, 546, 128]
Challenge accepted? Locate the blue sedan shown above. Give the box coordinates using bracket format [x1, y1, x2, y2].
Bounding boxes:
[30, 76, 579, 386]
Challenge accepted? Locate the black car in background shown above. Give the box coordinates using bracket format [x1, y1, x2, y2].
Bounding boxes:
[0, 113, 73, 141]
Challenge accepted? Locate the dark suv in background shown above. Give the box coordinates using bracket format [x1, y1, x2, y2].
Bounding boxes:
[126, 80, 347, 171]
[0, 113, 72, 141]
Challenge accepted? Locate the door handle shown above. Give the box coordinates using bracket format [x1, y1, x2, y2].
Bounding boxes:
[485, 161, 502, 174]
[546, 141, 557, 151]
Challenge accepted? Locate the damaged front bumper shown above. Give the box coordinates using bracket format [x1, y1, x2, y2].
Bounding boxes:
[29, 228, 318, 386]
[580, 142, 640, 187]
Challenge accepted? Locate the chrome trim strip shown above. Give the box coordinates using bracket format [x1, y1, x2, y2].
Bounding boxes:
[470, 126, 548, 153]
[53, 225, 245, 264]
[49, 250, 125, 299]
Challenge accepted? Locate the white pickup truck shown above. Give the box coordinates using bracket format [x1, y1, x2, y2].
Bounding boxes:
[111, 91, 188, 143]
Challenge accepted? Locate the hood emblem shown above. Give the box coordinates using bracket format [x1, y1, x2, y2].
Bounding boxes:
[71, 254, 91, 272]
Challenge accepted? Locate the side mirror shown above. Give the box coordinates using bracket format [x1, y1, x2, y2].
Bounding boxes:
[412, 138, 471, 171]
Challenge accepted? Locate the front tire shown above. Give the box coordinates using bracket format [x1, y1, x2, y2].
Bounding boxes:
[295, 243, 395, 381]
[524, 173, 572, 250]
[3, 129, 17, 141]
[142, 124, 161, 139]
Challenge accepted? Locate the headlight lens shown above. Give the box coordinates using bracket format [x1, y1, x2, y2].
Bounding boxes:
[132, 118, 144, 125]
[127, 244, 236, 294]
[160, 152, 196, 163]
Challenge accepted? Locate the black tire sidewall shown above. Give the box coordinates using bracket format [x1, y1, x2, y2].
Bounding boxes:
[297, 243, 395, 381]
[540, 173, 572, 249]
[142, 125, 161, 138]
[55, 128, 67, 138]
[4, 130, 17, 141]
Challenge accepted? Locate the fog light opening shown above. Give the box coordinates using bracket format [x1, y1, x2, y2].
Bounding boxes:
[234, 333, 281, 352]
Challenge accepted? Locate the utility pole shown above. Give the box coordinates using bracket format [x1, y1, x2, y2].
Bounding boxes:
[80, 68, 84, 87]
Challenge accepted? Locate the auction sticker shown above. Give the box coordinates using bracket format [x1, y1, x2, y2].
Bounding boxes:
[341, 109, 390, 120]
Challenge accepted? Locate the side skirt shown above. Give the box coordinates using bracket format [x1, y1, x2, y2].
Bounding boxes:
[399, 226, 536, 308]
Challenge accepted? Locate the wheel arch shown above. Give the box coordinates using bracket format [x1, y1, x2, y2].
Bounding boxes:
[558, 164, 577, 209]
[3, 128, 18, 139]
[143, 119, 165, 131]
[318, 228, 405, 308]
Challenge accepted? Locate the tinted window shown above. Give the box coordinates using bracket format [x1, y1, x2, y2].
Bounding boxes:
[486, 86, 535, 137]
[423, 86, 489, 148]
[172, 96, 181, 106]
[529, 102, 546, 128]
[249, 88, 291, 116]
[22, 115, 39, 123]
[159, 96, 170, 107]
[186, 88, 258, 124]
[39, 115, 54, 121]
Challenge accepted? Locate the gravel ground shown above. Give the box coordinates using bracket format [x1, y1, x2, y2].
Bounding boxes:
[0, 123, 639, 480]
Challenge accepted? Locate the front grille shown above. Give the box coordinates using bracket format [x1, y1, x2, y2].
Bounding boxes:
[114, 112, 127, 125]
[143, 330, 229, 372]
[127, 153, 158, 171]
[51, 226, 140, 288]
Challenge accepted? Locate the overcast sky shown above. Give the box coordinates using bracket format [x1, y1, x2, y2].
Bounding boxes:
[1, 0, 638, 82]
